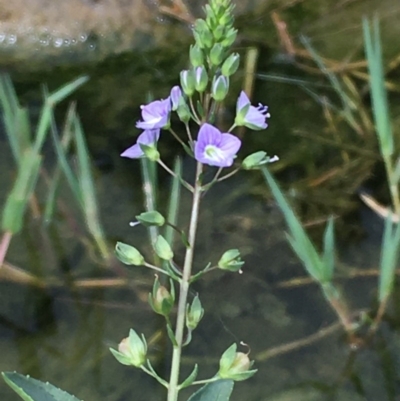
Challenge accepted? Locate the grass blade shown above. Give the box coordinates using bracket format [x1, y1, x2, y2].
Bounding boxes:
[363, 17, 393, 158]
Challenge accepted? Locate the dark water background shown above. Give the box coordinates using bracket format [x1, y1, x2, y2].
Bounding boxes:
[1, 0, 400, 400]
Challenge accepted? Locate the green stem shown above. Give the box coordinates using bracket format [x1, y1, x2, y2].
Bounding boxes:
[168, 162, 203, 401]
[384, 156, 400, 215]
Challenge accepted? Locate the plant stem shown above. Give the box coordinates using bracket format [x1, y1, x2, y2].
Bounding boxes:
[168, 162, 203, 401]
[384, 156, 400, 215]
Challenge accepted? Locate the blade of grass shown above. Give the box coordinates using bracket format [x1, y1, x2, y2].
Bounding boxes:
[164, 157, 182, 246]
[141, 158, 159, 248]
[44, 104, 79, 222]
[73, 114, 109, 260]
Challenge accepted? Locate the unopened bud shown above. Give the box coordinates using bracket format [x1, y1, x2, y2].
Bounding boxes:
[177, 97, 191, 123]
[170, 86, 182, 111]
[115, 242, 145, 266]
[220, 27, 237, 48]
[190, 44, 204, 67]
[149, 277, 175, 316]
[218, 343, 257, 381]
[221, 53, 240, 77]
[136, 210, 165, 227]
[186, 295, 204, 330]
[154, 235, 174, 261]
[211, 75, 229, 102]
[110, 329, 147, 367]
[210, 43, 224, 66]
[180, 70, 196, 97]
[218, 249, 244, 272]
[194, 66, 208, 93]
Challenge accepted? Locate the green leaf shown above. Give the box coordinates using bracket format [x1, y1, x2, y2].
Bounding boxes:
[187, 380, 234, 401]
[179, 364, 198, 389]
[322, 217, 336, 282]
[2, 372, 82, 401]
[379, 215, 400, 302]
[262, 167, 327, 283]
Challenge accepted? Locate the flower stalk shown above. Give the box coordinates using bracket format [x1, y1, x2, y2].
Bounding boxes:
[168, 162, 203, 401]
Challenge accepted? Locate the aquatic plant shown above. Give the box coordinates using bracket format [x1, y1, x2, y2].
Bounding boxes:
[1, 0, 276, 400]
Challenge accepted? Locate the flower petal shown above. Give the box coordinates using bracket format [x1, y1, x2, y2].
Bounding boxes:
[121, 129, 160, 159]
[236, 91, 250, 112]
[219, 133, 241, 155]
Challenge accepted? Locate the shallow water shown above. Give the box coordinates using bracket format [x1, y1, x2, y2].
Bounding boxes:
[1, 0, 400, 400]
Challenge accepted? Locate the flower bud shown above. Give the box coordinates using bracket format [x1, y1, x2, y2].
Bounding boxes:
[149, 277, 175, 317]
[177, 97, 191, 123]
[170, 86, 182, 111]
[180, 69, 196, 97]
[210, 43, 224, 66]
[211, 75, 229, 102]
[218, 344, 257, 381]
[213, 25, 225, 41]
[194, 66, 208, 93]
[135, 210, 165, 227]
[139, 143, 160, 162]
[218, 249, 244, 272]
[115, 242, 145, 266]
[242, 150, 270, 170]
[221, 53, 240, 77]
[110, 329, 147, 367]
[220, 27, 237, 48]
[186, 295, 204, 330]
[154, 235, 174, 261]
[190, 44, 204, 67]
[194, 19, 213, 49]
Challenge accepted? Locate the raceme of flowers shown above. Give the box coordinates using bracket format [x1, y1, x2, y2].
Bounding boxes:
[121, 88, 270, 168]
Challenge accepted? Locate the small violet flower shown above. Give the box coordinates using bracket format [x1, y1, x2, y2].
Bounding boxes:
[234, 91, 270, 130]
[121, 129, 160, 159]
[195, 123, 241, 168]
[137, 98, 171, 130]
[170, 86, 182, 111]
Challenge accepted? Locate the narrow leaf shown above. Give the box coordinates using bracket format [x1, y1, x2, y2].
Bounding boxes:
[187, 380, 234, 401]
[2, 372, 82, 401]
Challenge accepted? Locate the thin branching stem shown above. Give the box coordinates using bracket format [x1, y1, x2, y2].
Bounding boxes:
[168, 162, 203, 401]
[157, 159, 194, 192]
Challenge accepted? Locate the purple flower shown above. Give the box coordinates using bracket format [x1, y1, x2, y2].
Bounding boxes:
[170, 86, 182, 111]
[234, 91, 270, 130]
[121, 129, 160, 159]
[137, 98, 171, 129]
[195, 123, 241, 167]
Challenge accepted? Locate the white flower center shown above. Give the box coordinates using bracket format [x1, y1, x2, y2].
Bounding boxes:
[205, 145, 224, 162]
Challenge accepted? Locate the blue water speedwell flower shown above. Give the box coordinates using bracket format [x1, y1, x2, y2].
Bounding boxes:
[170, 86, 182, 111]
[234, 91, 270, 130]
[121, 129, 160, 159]
[137, 98, 171, 129]
[195, 123, 241, 167]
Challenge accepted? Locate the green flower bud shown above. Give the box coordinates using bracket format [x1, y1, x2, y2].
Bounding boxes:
[155, 235, 174, 261]
[177, 97, 191, 123]
[190, 44, 204, 67]
[139, 143, 160, 162]
[218, 344, 257, 381]
[194, 66, 208, 93]
[242, 151, 276, 170]
[218, 249, 244, 272]
[194, 19, 213, 49]
[213, 25, 225, 41]
[115, 242, 145, 266]
[211, 75, 229, 102]
[221, 52, 240, 77]
[110, 329, 147, 367]
[220, 27, 237, 48]
[209, 43, 224, 66]
[136, 211, 165, 227]
[186, 295, 204, 330]
[180, 69, 196, 97]
[149, 277, 175, 317]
